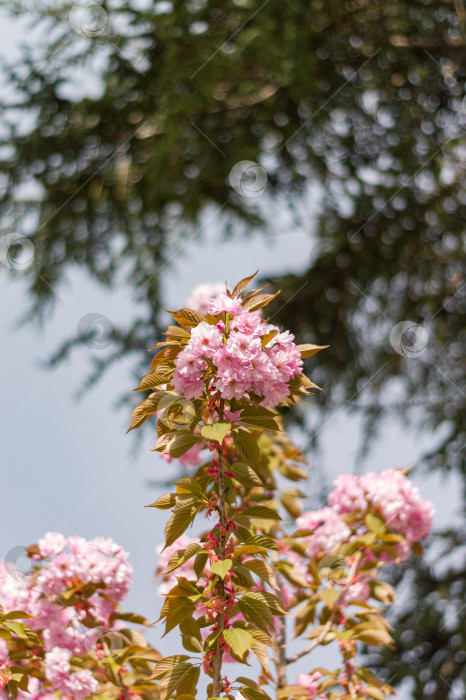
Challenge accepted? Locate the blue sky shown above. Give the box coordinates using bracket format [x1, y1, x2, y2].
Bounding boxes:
[0, 7, 462, 695]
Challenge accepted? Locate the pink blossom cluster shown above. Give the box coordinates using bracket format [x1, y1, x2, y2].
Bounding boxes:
[328, 469, 434, 542]
[186, 282, 226, 315]
[0, 532, 132, 698]
[296, 507, 352, 559]
[172, 293, 303, 406]
[44, 647, 98, 699]
[296, 672, 326, 698]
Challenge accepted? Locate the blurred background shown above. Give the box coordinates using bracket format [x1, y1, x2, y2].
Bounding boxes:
[0, 1, 465, 698]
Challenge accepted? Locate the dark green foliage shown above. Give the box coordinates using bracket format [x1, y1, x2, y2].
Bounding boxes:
[1, 0, 465, 695]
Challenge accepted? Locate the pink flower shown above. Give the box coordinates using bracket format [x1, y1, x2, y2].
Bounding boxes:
[328, 474, 367, 514]
[207, 293, 243, 316]
[187, 283, 226, 315]
[45, 648, 98, 699]
[190, 322, 224, 359]
[297, 508, 351, 558]
[38, 532, 67, 558]
[296, 672, 325, 698]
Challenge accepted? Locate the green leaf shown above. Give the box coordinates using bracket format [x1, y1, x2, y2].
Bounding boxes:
[238, 595, 274, 632]
[242, 291, 280, 313]
[180, 616, 203, 653]
[2, 611, 33, 620]
[246, 590, 286, 615]
[200, 422, 231, 443]
[231, 462, 264, 486]
[238, 405, 280, 431]
[234, 545, 267, 557]
[241, 506, 281, 521]
[135, 371, 169, 391]
[162, 599, 197, 636]
[3, 622, 28, 639]
[164, 505, 197, 548]
[169, 307, 206, 326]
[211, 559, 233, 579]
[223, 628, 254, 659]
[246, 535, 280, 551]
[165, 543, 204, 574]
[231, 270, 258, 297]
[145, 493, 177, 509]
[296, 344, 328, 358]
[127, 390, 175, 433]
[365, 513, 386, 535]
[164, 432, 203, 458]
[320, 589, 340, 606]
[159, 661, 198, 700]
[240, 684, 273, 700]
[250, 641, 272, 676]
[243, 560, 278, 589]
[354, 628, 393, 647]
[194, 551, 209, 579]
[232, 429, 261, 466]
[177, 476, 205, 495]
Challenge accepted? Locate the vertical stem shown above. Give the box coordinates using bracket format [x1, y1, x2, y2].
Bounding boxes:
[212, 401, 227, 697]
[273, 571, 287, 688]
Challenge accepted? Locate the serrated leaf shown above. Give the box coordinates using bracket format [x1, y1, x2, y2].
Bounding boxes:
[164, 505, 197, 548]
[163, 432, 203, 458]
[224, 628, 254, 660]
[246, 535, 280, 551]
[238, 406, 280, 431]
[232, 270, 258, 297]
[231, 462, 264, 486]
[243, 559, 279, 589]
[159, 662, 198, 700]
[180, 616, 203, 653]
[164, 325, 191, 338]
[365, 688, 387, 700]
[200, 422, 231, 443]
[232, 429, 260, 466]
[234, 545, 267, 557]
[246, 590, 286, 615]
[3, 622, 28, 639]
[211, 559, 232, 579]
[128, 390, 175, 433]
[168, 308, 206, 326]
[165, 543, 203, 574]
[238, 595, 275, 632]
[296, 344, 328, 358]
[242, 291, 280, 313]
[354, 628, 393, 647]
[320, 589, 340, 606]
[145, 493, 176, 509]
[261, 330, 279, 347]
[365, 513, 386, 535]
[161, 599, 197, 636]
[250, 641, 272, 677]
[2, 611, 33, 620]
[135, 371, 169, 392]
[241, 506, 281, 521]
[240, 684, 273, 700]
[194, 551, 209, 579]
